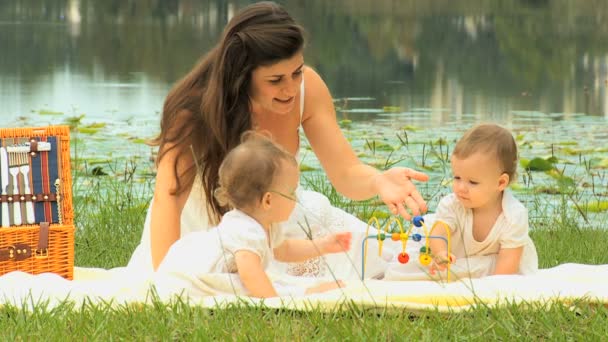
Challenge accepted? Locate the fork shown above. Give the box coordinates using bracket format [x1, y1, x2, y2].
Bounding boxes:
[18, 152, 35, 224]
[8, 151, 22, 225]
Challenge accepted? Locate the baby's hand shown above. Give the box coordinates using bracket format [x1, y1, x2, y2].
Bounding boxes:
[319, 232, 352, 254]
[429, 251, 455, 274]
[305, 280, 345, 295]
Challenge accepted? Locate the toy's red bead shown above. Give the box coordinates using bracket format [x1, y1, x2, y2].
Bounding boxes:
[397, 252, 410, 264]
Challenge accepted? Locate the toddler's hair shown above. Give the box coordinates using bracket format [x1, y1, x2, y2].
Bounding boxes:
[453, 123, 518, 183]
[214, 131, 297, 209]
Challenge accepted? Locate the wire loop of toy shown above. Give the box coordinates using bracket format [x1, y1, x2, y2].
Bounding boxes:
[362, 215, 453, 282]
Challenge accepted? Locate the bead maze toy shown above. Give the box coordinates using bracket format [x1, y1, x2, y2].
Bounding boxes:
[362, 215, 453, 281]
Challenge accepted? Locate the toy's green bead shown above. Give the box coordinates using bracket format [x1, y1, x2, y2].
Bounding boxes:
[379, 233, 386, 241]
[420, 246, 431, 254]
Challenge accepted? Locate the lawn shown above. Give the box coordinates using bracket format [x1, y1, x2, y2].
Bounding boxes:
[2, 127, 608, 340]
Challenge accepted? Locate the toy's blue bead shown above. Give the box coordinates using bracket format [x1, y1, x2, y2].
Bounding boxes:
[412, 233, 422, 242]
[413, 216, 424, 227]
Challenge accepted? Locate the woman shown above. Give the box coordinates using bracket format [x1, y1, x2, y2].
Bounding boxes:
[128, 1, 429, 279]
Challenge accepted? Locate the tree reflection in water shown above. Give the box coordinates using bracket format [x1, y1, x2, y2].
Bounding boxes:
[0, 0, 606, 122]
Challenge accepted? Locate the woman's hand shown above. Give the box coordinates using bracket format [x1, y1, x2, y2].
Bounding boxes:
[374, 167, 429, 220]
[319, 232, 352, 254]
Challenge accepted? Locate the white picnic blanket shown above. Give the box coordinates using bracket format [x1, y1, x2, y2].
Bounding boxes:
[0, 263, 606, 312]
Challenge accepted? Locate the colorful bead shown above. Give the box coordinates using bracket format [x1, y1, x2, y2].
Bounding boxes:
[419, 246, 431, 254]
[419, 254, 432, 266]
[412, 233, 422, 242]
[397, 252, 410, 264]
[391, 233, 400, 241]
[412, 216, 424, 227]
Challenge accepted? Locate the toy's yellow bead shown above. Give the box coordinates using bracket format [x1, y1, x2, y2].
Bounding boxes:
[419, 254, 432, 266]
[400, 233, 408, 240]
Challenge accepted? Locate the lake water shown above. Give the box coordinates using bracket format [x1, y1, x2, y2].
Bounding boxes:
[1, 0, 607, 226]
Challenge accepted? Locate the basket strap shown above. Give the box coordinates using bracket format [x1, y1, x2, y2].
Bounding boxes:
[0, 243, 33, 262]
[38, 221, 49, 250]
[0, 222, 50, 262]
[0, 193, 57, 203]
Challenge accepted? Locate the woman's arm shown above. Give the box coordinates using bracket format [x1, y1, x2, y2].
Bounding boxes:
[494, 246, 523, 275]
[150, 142, 194, 270]
[273, 232, 352, 262]
[301, 68, 429, 219]
[234, 250, 278, 298]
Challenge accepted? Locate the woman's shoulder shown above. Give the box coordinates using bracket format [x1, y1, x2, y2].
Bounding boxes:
[302, 66, 327, 93]
[300, 66, 333, 123]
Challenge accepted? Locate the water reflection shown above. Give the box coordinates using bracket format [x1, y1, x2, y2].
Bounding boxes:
[0, 0, 607, 127]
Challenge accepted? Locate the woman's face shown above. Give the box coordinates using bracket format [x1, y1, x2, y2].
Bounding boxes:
[250, 52, 304, 115]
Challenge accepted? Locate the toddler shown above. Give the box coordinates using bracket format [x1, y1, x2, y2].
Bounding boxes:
[155, 132, 351, 298]
[385, 124, 538, 280]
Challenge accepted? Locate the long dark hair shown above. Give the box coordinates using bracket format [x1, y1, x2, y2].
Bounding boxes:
[151, 1, 305, 224]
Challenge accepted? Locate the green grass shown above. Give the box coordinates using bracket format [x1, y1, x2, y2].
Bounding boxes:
[1, 158, 608, 340]
[1, 295, 607, 340]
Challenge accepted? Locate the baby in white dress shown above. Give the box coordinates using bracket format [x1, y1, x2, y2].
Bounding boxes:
[155, 132, 351, 298]
[385, 124, 538, 280]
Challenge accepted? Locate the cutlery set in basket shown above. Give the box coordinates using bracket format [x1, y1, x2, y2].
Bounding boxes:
[0, 126, 74, 279]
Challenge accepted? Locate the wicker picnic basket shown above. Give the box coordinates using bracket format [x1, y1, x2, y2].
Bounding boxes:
[0, 125, 74, 279]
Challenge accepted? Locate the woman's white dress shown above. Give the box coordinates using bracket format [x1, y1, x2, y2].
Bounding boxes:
[127, 79, 395, 281]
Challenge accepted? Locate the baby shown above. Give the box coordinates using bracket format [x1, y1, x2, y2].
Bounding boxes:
[155, 132, 351, 298]
[385, 124, 538, 280]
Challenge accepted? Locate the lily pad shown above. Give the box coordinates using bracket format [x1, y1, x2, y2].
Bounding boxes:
[400, 125, 420, 132]
[299, 164, 317, 172]
[524, 157, 555, 171]
[77, 127, 102, 134]
[38, 109, 63, 115]
[129, 138, 149, 144]
[382, 106, 402, 113]
[339, 119, 352, 128]
[580, 201, 608, 213]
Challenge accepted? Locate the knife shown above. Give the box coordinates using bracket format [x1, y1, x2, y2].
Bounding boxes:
[0, 147, 9, 227]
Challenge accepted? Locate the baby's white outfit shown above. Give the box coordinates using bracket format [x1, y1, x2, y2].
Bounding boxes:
[154, 209, 298, 298]
[385, 189, 538, 280]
